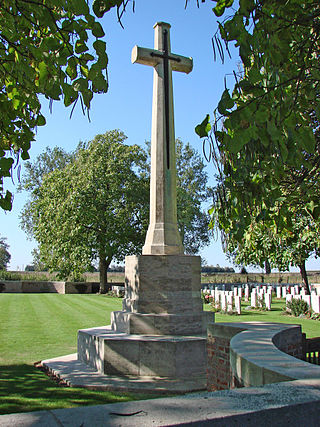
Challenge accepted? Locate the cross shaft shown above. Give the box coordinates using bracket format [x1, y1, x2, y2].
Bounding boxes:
[132, 22, 193, 255]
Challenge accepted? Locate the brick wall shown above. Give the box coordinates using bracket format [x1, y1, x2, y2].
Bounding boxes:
[207, 323, 245, 391]
[207, 322, 304, 391]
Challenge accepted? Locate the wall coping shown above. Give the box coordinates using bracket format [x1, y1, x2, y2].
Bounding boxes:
[224, 321, 320, 387]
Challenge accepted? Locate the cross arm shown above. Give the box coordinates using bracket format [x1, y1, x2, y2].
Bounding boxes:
[132, 45, 193, 74]
[132, 46, 159, 67]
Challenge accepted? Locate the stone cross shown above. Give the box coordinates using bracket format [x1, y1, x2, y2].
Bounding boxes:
[132, 22, 193, 255]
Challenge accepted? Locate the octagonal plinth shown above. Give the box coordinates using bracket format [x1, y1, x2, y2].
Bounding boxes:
[78, 326, 206, 386]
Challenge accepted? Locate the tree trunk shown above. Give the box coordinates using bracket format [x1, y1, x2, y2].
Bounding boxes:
[99, 256, 107, 294]
[265, 260, 271, 274]
[99, 254, 113, 294]
[298, 260, 311, 295]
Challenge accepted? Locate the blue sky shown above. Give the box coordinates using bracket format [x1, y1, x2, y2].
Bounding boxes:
[0, 0, 318, 272]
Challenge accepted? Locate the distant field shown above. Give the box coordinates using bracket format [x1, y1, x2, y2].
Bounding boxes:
[3, 270, 320, 285]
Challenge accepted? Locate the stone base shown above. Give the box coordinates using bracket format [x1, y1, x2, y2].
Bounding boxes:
[118, 254, 208, 334]
[111, 311, 212, 335]
[77, 326, 206, 389]
[75, 254, 211, 392]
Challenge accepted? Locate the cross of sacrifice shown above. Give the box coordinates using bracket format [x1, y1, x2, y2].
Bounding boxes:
[132, 22, 193, 255]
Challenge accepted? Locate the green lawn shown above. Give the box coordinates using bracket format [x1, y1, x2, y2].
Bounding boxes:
[0, 293, 319, 415]
[204, 298, 320, 338]
[0, 294, 148, 415]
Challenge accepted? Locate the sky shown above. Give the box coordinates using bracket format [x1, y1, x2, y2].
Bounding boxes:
[0, 0, 319, 273]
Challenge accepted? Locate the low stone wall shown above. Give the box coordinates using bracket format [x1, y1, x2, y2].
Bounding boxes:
[0, 280, 94, 294]
[207, 321, 320, 391]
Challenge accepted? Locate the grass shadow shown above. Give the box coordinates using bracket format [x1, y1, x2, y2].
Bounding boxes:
[0, 364, 147, 415]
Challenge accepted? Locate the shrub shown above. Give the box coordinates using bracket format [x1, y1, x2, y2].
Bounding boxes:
[286, 298, 310, 317]
[310, 312, 320, 321]
[202, 292, 213, 304]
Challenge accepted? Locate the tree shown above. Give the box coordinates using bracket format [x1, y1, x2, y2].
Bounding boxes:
[193, 0, 320, 285]
[175, 139, 212, 254]
[224, 209, 320, 293]
[0, 0, 131, 211]
[21, 135, 212, 288]
[0, 236, 11, 270]
[19, 146, 74, 236]
[24, 130, 148, 292]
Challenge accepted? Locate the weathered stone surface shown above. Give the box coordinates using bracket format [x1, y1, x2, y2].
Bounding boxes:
[75, 23, 209, 394]
[78, 326, 206, 382]
[122, 254, 201, 313]
[132, 22, 192, 256]
[111, 311, 212, 335]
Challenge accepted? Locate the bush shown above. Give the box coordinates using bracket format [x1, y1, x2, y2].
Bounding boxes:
[286, 298, 310, 317]
[202, 292, 213, 304]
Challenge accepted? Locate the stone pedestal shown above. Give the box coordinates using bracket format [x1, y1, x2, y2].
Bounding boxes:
[77, 255, 213, 391]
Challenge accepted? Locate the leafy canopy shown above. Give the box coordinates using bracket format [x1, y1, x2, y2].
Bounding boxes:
[23, 130, 148, 290]
[0, 236, 11, 270]
[193, 0, 320, 277]
[21, 135, 212, 284]
[0, 0, 130, 211]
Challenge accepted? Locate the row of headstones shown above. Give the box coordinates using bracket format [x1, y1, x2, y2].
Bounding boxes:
[202, 285, 273, 314]
[203, 284, 320, 314]
[282, 292, 320, 313]
[275, 285, 320, 313]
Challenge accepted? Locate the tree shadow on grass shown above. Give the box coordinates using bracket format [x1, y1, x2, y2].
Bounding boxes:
[0, 364, 143, 415]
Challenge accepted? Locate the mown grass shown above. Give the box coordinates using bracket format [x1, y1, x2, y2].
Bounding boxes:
[204, 297, 320, 338]
[0, 294, 149, 415]
[1, 294, 319, 415]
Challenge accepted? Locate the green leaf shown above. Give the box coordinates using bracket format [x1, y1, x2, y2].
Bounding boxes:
[0, 157, 14, 176]
[93, 0, 123, 18]
[93, 40, 107, 55]
[213, 0, 234, 17]
[36, 115, 46, 127]
[66, 57, 78, 80]
[73, 78, 88, 92]
[218, 89, 234, 115]
[75, 40, 88, 54]
[38, 61, 48, 84]
[0, 191, 12, 211]
[92, 22, 105, 38]
[298, 127, 316, 153]
[195, 114, 211, 138]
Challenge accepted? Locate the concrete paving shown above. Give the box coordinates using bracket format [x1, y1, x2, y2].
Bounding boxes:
[1, 379, 320, 426]
[41, 353, 206, 394]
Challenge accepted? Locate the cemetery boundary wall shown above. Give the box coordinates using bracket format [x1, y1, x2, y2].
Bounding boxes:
[207, 321, 320, 391]
[0, 280, 96, 294]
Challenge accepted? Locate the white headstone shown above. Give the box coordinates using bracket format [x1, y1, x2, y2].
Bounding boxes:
[227, 293, 233, 312]
[311, 295, 320, 313]
[245, 286, 249, 302]
[220, 292, 227, 311]
[251, 289, 257, 308]
[302, 295, 311, 308]
[282, 287, 287, 298]
[276, 286, 281, 299]
[235, 296, 241, 314]
[265, 293, 271, 310]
